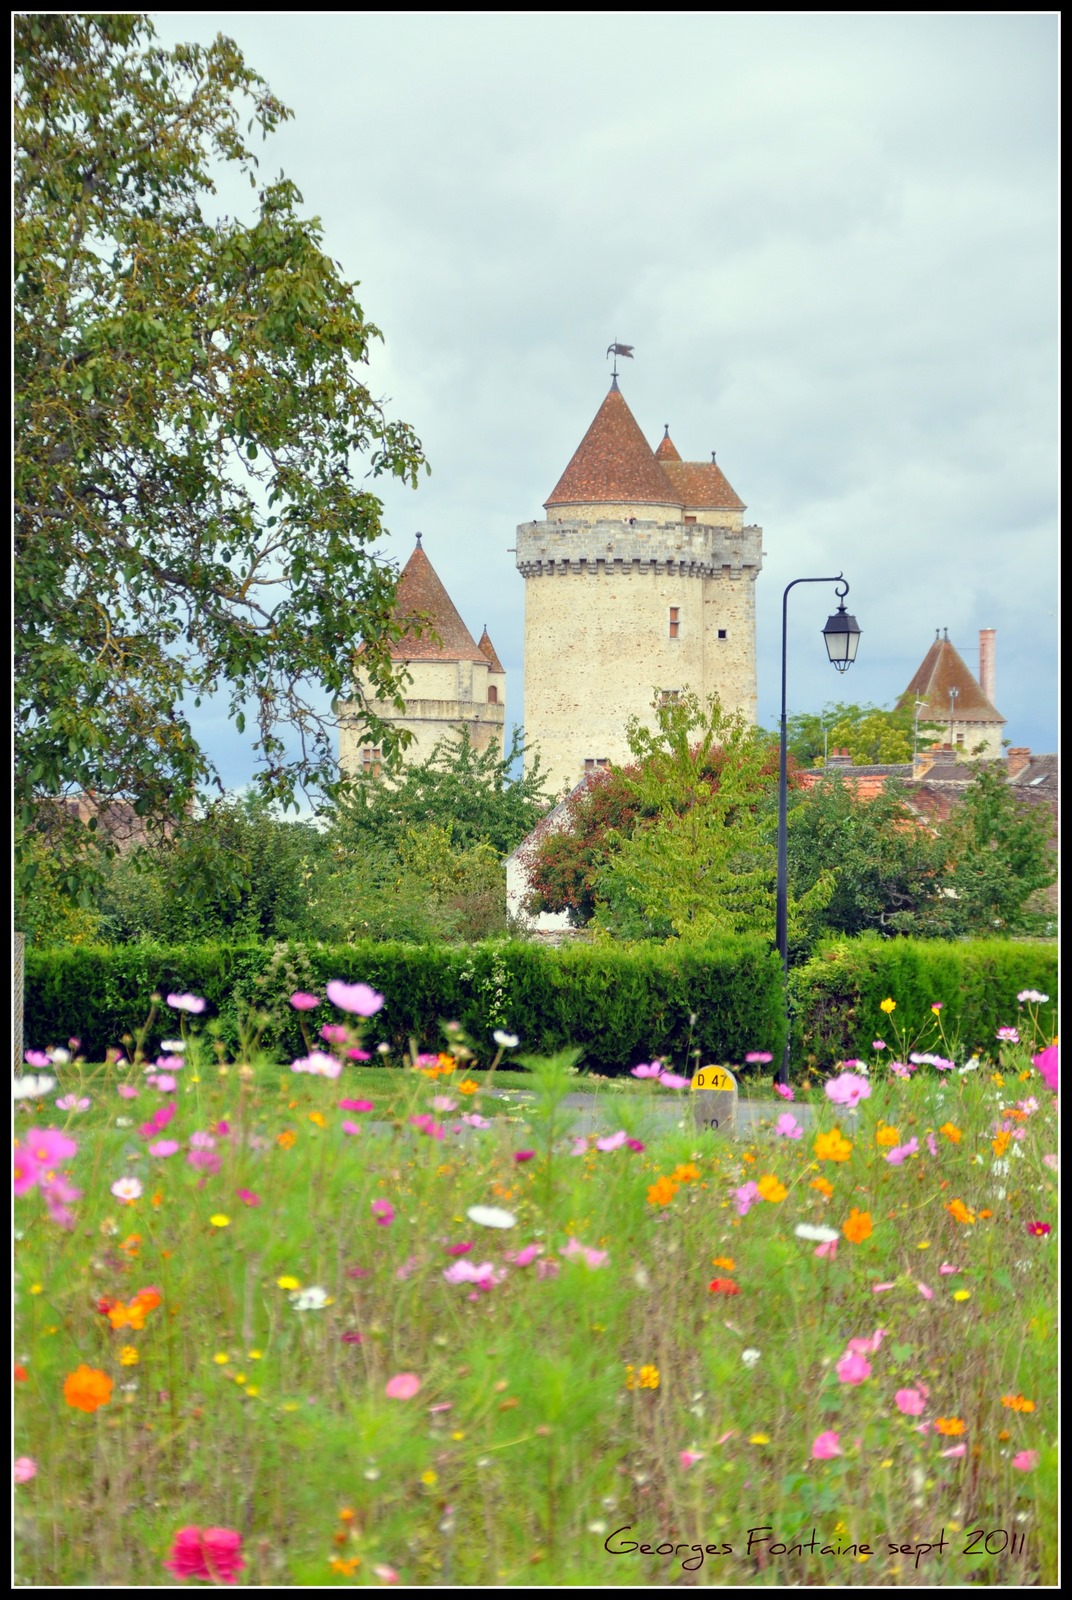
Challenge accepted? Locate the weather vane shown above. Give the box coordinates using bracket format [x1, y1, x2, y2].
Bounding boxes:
[606, 340, 634, 383]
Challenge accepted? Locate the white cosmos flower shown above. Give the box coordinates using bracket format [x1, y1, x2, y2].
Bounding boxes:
[741, 1349, 762, 1368]
[291, 1286, 333, 1311]
[794, 1223, 840, 1244]
[48, 1048, 71, 1065]
[466, 1205, 517, 1229]
[161, 1040, 186, 1052]
[14, 1075, 56, 1100]
[493, 1031, 519, 1048]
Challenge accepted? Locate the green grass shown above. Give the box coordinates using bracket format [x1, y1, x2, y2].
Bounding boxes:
[14, 1005, 1058, 1586]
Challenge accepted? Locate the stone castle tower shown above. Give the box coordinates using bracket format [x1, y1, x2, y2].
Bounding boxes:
[897, 627, 1006, 760]
[516, 379, 763, 796]
[338, 535, 505, 776]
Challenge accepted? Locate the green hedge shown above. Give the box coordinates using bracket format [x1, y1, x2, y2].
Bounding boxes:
[23, 937, 786, 1077]
[790, 936, 1058, 1068]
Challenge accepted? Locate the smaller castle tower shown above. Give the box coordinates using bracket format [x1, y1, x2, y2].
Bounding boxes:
[338, 537, 505, 776]
[897, 628, 1005, 760]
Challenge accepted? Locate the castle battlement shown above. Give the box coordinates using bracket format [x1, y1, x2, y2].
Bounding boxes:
[516, 518, 763, 579]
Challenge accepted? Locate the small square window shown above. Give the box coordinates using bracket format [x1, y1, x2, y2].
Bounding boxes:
[717, 629, 727, 640]
[659, 690, 681, 705]
[584, 758, 610, 772]
[362, 747, 382, 777]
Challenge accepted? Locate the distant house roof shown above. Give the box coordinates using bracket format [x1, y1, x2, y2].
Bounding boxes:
[897, 632, 1004, 724]
[387, 541, 487, 665]
[545, 385, 680, 508]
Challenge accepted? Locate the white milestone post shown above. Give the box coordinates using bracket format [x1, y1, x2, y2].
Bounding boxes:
[690, 1063, 738, 1135]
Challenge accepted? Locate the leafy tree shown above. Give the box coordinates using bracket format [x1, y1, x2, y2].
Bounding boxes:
[326, 727, 554, 861]
[520, 766, 641, 925]
[767, 702, 943, 767]
[939, 767, 1057, 936]
[15, 15, 426, 901]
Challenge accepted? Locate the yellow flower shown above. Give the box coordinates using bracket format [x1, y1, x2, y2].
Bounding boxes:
[421, 1470, 438, 1486]
[118, 1346, 139, 1366]
[875, 1125, 900, 1147]
[276, 1275, 301, 1290]
[952, 1290, 971, 1302]
[749, 1433, 770, 1445]
[637, 1364, 660, 1389]
[29, 1284, 43, 1295]
[245, 1385, 260, 1397]
[213, 1352, 230, 1365]
[234, 1373, 247, 1385]
[757, 1174, 787, 1203]
[880, 998, 896, 1014]
[308, 1111, 326, 1128]
[248, 1350, 262, 1360]
[209, 1214, 231, 1228]
[814, 1129, 853, 1163]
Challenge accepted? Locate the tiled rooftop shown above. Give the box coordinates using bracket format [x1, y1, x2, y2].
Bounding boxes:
[897, 634, 1004, 723]
[477, 627, 505, 674]
[387, 543, 486, 664]
[545, 386, 680, 508]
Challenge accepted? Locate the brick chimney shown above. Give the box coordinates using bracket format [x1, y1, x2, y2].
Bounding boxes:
[979, 628, 996, 705]
[1007, 747, 1031, 779]
[827, 748, 853, 766]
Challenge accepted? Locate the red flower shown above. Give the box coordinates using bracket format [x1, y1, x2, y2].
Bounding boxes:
[14, 1364, 28, 1382]
[1026, 1221, 1051, 1237]
[164, 1527, 245, 1585]
[708, 1278, 740, 1295]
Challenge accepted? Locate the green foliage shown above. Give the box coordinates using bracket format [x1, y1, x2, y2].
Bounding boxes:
[24, 935, 786, 1075]
[15, 14, 427, 899]
[790, 935, 1058, 1068]
[12, 824, 108, 949]
[940, 766, 1057, 935]
[767, 702, 943, 767]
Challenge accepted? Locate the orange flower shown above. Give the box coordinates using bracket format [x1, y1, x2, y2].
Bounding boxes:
[134, 1287, 162, 1312]
[119, 1233, 142, 1256]
[1001, 1394, 1035, 1413]
[875, 1125, 900, 1147]
[456, 1080, 479, 1095]
[711, 1256, 736, 1271]
[646, 1176, 679, 1207]
[946, 1199, 975, 1225]
[108, 1300, 147, 1331]
[14, 1364, 27, 1382]
[308, 1111, 327, 1128]
[809, 1177, 834, 1198]
[939, 1123, 962, 1143]
[841, 1207, 873, 1244]
[708, 1278, 740, 1295]
[277, 1130, 297, 1150]
[991, 1130, 1011, 1158]
[437, 1054, 456, 1073]
[814, 1129, 853, 1163]
[672, 1163, 700, 1185]
[64, 1364, 114, 1413]
[757, 1173, 787, 1203]
[935, 1417, 965, 1436]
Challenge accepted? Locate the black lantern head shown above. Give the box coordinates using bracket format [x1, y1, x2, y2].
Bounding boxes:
[822, 603, 861, 673]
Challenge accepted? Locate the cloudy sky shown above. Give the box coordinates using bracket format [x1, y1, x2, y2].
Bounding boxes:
[154, 11, 1059, 792]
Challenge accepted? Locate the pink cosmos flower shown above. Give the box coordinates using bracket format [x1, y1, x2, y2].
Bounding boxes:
[630, 1062, 663, 1078]
[445, 1241, 473, 1256]
[939, 1444, 967, 1459]
[292, 1051, 342, 1080]
[825, 1071, 871, 1108]
[746, 1050, 773, 1064]
[341, 1331, 364, 1345]
[443, 1260, 503, 1287]
[910, 1052, 954, 1071]
[290, 992, 321, 1010]
[938, 1263, 959, 1275]
[341, 1121, 363, 1137]
[926, 1133, 938, 1156]
[514, 1150, 536, 1163]
[560, 1238, 608, 1269]
[111, 1177, 143, 1202]
[885, 1138, 919, 1166]
[871, 1281, 896, 1292]
[13, 1144, 39, 1196]
[889, 1061, 913, 1078]
[1033, 1045, 1058, 1092]
[339, 1100, 374, 1113]
[461, 1113, 491, 1129]
[432, 1096, 456, 1113]
[894, 1387, 927, 1416]
[996, 1026, 1020, 1043]
[56, 1095, 90, 1112]
[845, 1328, 887, 1356]
[815, 1240, 838, 1260]
[1042, 1153, 1058, 1171]
[626, 1138, 645, 1152]
[679, 1450, 705, 1469]
[373, 1565, 399, 1584]
[535, 1259, 560, 1280]
[835, 1351, 871, 1386]
[570, 1136, 589, 1155]
[408, 1115, 445, 1141]
[148, 1140, 180, 1158]
[117, 1084, 139, 1100]
[346, 1049, 371, 1062]
[320, 1024, 349, 1045]
[811, 1431, 842, 1460]
[734, 1182, 760, 1217]
[773, 1113, 803, 1140]
[507, 1243, 544, 1268]
[147, 1074, 177, 1092]
[24, 1050, 52, 1069]
[385, 1373, 421, 1400]
[165, 993, 206, 1014]
[187, 1150, 220, 1175]
[371, 1199, 394, 1227]
[236, 1188, 261, 1206]
[163, 1526, 245, 1584]
[917, 1282, 934, 1300]
[395, 1256, 420, 1281]
[14, 1456, 37, 1483]
[596, 1130, 628, 1151]
[774, 1082, 795, 1101]
[156, 1056, 185, 1072]
[25, 1128, 78, 1167]
[658, 1070, 691, 1089]
[41, 1171, 81, 1228]
[872, 1040, 887, 1051]
[1025, 1221, 1051, 1237]
[326, 979, 385, 1017]
[189, 1130, 215, 1150]
[1012, 1450, 1039, 1472]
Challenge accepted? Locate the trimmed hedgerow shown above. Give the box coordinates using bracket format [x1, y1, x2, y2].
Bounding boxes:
[790, 935, 1058, 1069]
[23, 937, 786, 1076]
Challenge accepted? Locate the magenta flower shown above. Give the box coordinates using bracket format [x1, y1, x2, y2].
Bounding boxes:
[630, 1062, 663, 1079]
[25, 1128, 78, 1168]
[658, 1070, 691, 1089]
[894, 1387, 927, 1415]
[774, 1082, 795, 1101]
[326, 979, 385, 1017]
[1033, 1045, 1058, 1092]
[1025, 1221, 1051, 1237]
[825, 1071, 871, 1108]
[734, 1181, 760, 1217]
[1012, 1450, 1039, 1472]
[319, 1024, 349, 1045]
[811, 1430, 842, 1460]
[384, 1373, 421, 1400]
[679, 1449, 705, 1470]
[148, 1139, 180, 1158]
[346, 1049, 371, 1061]
[745, 1051, 774, 1064]
[13, 1144, 40, 1196]
[371, 1199, 394, 1227]
[445, 1241, 473, 1256]
[163, 1526, 245, 1584]
[290, 992, 321, 1010]
[514, 1150, 536, 1163]
[166, 993, 206, 1014]
[773, 1112, 803, 1140]
[409, 1114, 445, 1141]
[885, 1137, 920, 1165]
[596, 1130, 627, 1151]
[507, 1243, 544, 1268]
[341, 1330, 364, 1344]
[236, 1188, 261, 1206]
[835, 1351, 871, 1386]
[339, 1099, 374, 1113]
[625, 1138, 645, 1152]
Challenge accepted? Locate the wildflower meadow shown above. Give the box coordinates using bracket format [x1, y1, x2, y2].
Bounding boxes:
[13, 984, 1058, 1586]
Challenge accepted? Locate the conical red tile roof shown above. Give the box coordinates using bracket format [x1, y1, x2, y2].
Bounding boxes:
[388, 542, 486, 664]
[545, 386, 680, 509]
[654, 428, 682, 462]
[660, 458, 745, 511]
[477, 627, 505, 674]
[897, 634, 1003, 722]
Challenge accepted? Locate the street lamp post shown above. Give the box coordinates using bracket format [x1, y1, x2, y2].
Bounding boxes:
[776, 576, 861, 1086]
